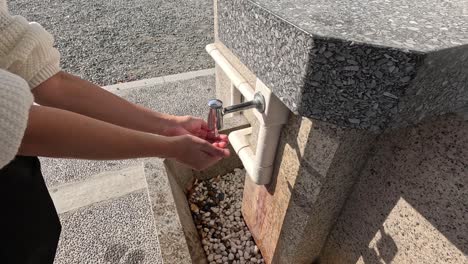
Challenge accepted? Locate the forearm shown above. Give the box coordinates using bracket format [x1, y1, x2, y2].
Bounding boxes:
[18, 105, 174, 160]
[32, 72, 175, 135]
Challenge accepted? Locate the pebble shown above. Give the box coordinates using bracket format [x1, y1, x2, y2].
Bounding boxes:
[254, 245, 259, 255]
[188, 169, 264, 263]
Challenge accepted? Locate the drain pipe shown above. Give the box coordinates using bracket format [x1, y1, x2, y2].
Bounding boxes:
[206, 44, 289, 185]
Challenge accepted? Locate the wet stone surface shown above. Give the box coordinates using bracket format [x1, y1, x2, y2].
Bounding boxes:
[188, 168, 264, 264]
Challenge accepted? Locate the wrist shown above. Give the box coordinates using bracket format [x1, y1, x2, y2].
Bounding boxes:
[156, 114, 186, 136]
[152, 134, 178, 159]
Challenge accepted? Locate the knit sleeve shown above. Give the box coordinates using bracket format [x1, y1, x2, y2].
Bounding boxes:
[0, 4, 61, 89]
[0, 69, 33, 168]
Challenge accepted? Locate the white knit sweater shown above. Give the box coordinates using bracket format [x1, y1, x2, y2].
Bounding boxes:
[0, 0, 61, 168]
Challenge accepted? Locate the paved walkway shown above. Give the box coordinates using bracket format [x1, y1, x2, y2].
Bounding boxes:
[43, 69, 215, 263]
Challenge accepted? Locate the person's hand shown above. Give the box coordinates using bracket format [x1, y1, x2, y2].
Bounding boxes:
[169, 134, 230, 171]
[163, 115, 208, 137]
[164, 115, 229, 147]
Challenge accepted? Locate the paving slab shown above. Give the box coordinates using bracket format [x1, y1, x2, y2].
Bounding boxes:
[50, 165, 147, 214]
[54, 190, 162, 264]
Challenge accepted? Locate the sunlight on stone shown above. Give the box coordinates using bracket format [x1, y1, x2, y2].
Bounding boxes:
[358, 197, 466, 264]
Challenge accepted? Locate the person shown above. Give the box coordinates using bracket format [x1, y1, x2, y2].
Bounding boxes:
[0, 1, 229, 263]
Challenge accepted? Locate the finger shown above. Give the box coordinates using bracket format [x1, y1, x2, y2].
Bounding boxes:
[213, 141, 228, 148]
[207, 134, 229, 143]
[218, 134, 229, 142]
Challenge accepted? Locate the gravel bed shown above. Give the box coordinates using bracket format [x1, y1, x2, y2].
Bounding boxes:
[188, 168, 264, 264]
[9, 0, 214, 85]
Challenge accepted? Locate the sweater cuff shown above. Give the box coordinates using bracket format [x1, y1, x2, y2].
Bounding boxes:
[29, 62, 61, 89]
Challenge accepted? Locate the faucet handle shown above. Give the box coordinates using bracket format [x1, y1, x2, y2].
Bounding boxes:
[207, 99, 224, 138]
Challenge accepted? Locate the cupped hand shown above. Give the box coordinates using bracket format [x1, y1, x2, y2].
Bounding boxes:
[169, 134, 230, 171]
[164, 115, 229, 146]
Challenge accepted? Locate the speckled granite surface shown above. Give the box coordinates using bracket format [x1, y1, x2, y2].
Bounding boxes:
[217, 0, 468, 130]
[253, 0, 467, 52]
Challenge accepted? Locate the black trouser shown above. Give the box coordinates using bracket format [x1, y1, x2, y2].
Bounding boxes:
[0, 156, 61, 264]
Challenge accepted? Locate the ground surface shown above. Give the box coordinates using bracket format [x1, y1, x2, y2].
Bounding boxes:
[8, 0, 214, 85]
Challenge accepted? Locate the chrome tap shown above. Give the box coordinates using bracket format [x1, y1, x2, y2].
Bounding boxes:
[207, 92, 265, 137]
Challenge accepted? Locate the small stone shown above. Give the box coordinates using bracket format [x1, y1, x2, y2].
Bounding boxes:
[243, 251, 250, 259]
[383, 92, 398, 99]
[214, 254, 222, 260]
[216, 193, 225, 201]
[254, 245, 259, 254]
[374, 70, 384, 78]
[204, 212, 211, 217]
[401, 76, 411, 83]
[228, 253, 235, 260]
[251, 257, 258, 263]
[208, 254, 214, 261]
[336, 56, 345, 61]
[348, 118, 361, 124]
[344, 65, 360, 71]
[324, 51, 333, 58]
[190, 203, 199, 213]
[222, 256, 228, 262]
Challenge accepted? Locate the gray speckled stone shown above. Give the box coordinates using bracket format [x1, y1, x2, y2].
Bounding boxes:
[253, 0, 467, 52]
[54, 190, 162, 264]
[217, 0, 468, 131]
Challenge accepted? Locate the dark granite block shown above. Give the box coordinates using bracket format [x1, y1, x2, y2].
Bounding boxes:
[217, 0, 468, 131]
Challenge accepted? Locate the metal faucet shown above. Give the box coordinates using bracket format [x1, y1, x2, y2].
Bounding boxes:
[207, 92, 265, 137]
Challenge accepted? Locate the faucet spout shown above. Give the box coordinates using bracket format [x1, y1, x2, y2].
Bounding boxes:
[207, 92, 265, 137]
[224, 92, 265, 115]
[207, 99, 223, 138]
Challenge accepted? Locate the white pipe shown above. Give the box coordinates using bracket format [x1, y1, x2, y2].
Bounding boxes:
[206, 44, 290, 185]
[206, 44, 254, 100]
